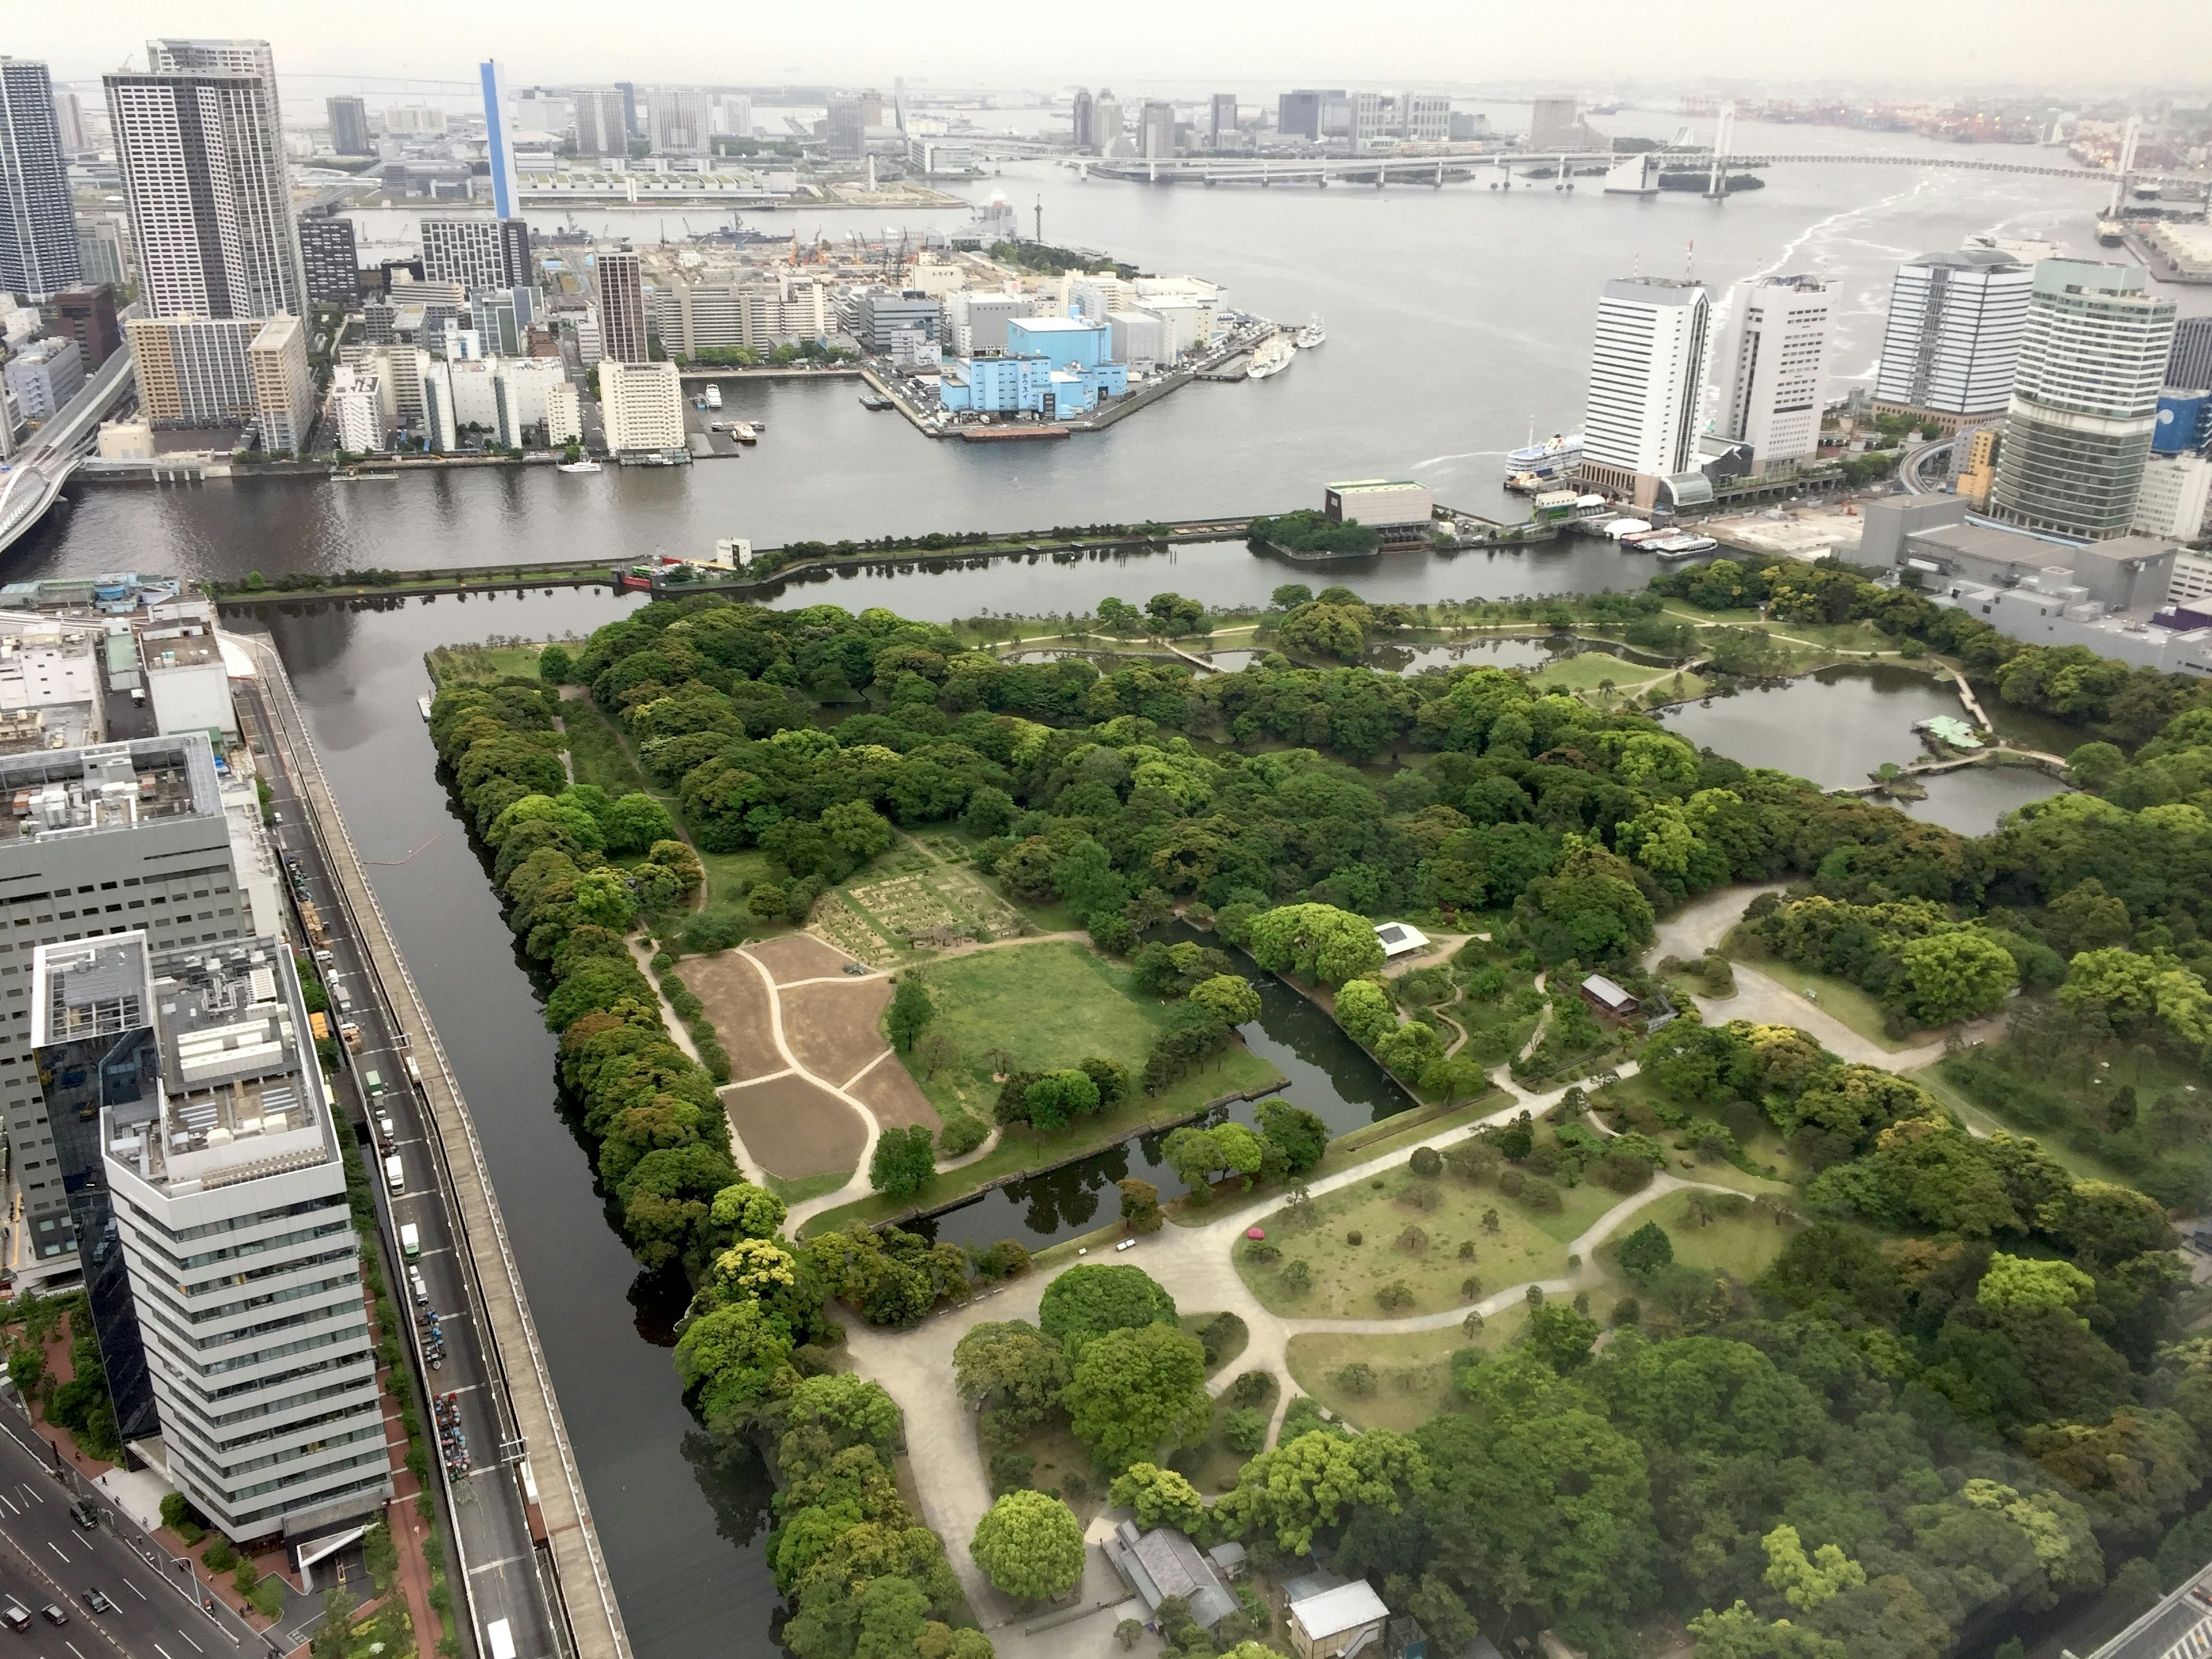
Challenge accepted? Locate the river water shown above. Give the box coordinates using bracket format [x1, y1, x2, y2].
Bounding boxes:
[40, 120, 2181, 1659]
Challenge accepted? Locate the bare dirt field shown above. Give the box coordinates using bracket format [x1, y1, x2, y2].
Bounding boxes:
[849, 1058, 940, 1132]
[783, 979, 894, 1086]
[721, 1072, 866, 1179]
[675, 953, 782, 1081]
[749, 934, 859, 986]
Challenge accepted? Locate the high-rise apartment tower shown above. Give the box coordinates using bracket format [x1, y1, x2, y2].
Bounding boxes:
[106, 41, 305, 320]
[0, 58, 82, 300]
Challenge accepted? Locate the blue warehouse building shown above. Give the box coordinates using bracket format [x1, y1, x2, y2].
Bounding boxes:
[940, 314, 1129, 419]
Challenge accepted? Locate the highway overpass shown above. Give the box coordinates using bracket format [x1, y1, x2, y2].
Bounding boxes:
[0, 344, 137, 559]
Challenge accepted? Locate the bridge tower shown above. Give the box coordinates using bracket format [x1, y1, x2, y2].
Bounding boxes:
[1706, 104, 1737, 198]
[2111, 113, 2140, 214]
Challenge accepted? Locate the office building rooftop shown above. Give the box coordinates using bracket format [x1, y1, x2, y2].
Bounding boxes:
[93, 937, 327, 1195]
[0, 739, 221, 843]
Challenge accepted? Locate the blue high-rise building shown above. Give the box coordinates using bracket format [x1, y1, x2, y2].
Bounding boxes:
[480, 59, 520, 220]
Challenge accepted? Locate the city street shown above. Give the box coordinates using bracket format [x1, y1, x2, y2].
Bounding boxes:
[234, 676, 563, 1659]
[0, 1415, 270, 1659]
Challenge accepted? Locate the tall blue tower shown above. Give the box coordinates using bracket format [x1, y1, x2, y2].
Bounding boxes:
[480, 58, 519, 221]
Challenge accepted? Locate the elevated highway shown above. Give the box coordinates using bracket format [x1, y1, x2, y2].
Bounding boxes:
[0, 345, 137, 559]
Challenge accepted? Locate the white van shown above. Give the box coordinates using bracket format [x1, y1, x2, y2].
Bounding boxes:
[382, 1153, 405, 1194]
[399, 1223, 421, 1260]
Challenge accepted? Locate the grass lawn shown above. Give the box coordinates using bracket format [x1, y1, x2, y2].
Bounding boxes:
[1906, 1063, 2139, 1189]
[1286, 1319, 1517, 1434]
[1606, 1187, 1799, 1284]
[1235, 1162, 1616, 1320]
[426, 642, 544, 685]
[799, 941, 1283, 1238]
[1170, 1381, 1271, 1496]
[764, 1169, 852, 1206]
[559, 696, 651, 797]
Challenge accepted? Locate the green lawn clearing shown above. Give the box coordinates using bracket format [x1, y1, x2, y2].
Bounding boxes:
[559, 696, 651, 797]
[426, 642, 544, 685]
[1605, 1187, 1799, 1284]
[1235, 1160, 1616, 1320]
[1722, 934, 1926, 1053]
[1286, 1319, 1514, 1434]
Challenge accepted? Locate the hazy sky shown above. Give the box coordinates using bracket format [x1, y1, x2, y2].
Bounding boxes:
[22, 0, 2212, 97]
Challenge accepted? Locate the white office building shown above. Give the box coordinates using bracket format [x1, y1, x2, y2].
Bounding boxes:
[600, 358, 684, 454]
[1987, 260, 2175, 542]
[3, 338, 85, 421]
[1580, 277, 1711, 506]
[1715, 274, 1831, 473]
[2134, 452, 2212, 541]
[1873, 249, 2032, 431]
[107, 41, 305, 321]
[49, 934, 390, 1538]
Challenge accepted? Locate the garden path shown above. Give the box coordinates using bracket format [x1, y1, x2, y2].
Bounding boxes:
[842, 1074, 1718, 1622]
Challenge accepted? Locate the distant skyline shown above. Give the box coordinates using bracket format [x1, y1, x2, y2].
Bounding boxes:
[18, 0, 2212, 99]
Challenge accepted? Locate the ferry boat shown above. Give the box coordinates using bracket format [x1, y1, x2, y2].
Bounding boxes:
[2097, 218, 2126, 247]
[704, 385, 722, 410]
[418, 695, 435, 722]
[1246, 334, 1294, 380]
[1504, 433, 1582, 480]
[556, 459, 603, 474]
[731, 422, 759, 444]
[1294, 317, 1326, 350]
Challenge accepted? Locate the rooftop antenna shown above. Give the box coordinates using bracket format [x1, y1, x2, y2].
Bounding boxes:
[1685, 238, 1695, 279]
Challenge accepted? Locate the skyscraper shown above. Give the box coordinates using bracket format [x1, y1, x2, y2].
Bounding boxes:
[480, 59, 520, 221]
[1210, 93, 1237, 147]
[1094, 90, 1123, 156]
[1, 58, 82, 301]
[1873, 249, 2032, 431]
[1276, 89, 1342, 143]
[297, 214, 360, 303]
[572, 87, 626, 157]
[827, 93, 866, 160]
[107, 44, 306, 320]
[649, 86, 710, 156]
[1071, 89, 1094, 152]
[499, 217, 532, 290]
[1139, 101, 1176, 160]
[327, 94, 370, 156]
[1987, 259, 2175, 542]
[50, 86, 86, 154]
[421, 215, 509, 291]
[1580, 277, 1711, 504]
[59, 934, 391, 1539]
[1716, 274, 1832, 473]
[2172, 316, 2212, 392]
[596, 247, 649, 363]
